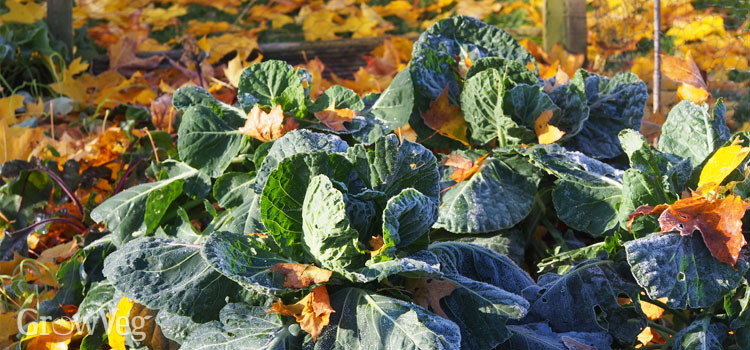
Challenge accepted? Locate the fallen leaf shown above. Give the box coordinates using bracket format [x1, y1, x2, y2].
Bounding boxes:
[544, 66, 570, 92]
[313, 102, 355, 132]
[269, 263, 333, 289]
[640, 297, 667, 320]
[108, 34, 165, 74]
[268, 285, 334, 341]
[108, 297, 135, 350]
[150, 94, 177, 133]
[0, 312, 17, 349]
[698, 143, 750, 194]
[21, 318, 86, 350]
[224, 55, 245, 88]
[444, 153, 489, 182]
[630, 195, 750, 266]
[405, 278, 459, 318]
[369, 235, 385, 257]
[0, 94, 26, 126]
[561, 336, 596, 350]
[0, 0, 45, 24]
[239, 105, 286, 142]
[535, 109, 565, 144]
[37, 240, 79, 265]
[662, 53, 710, 103]
[422, 86, 469, 145]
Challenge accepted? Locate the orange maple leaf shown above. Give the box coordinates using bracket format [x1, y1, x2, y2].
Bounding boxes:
[239, 105, 287, 142]
[422, 86, 469, 145]
[268, 286, 335, 341]
[313, 103, 355, 132]
[269, 263, 332, 289]
[661, 53, 711, 105]
[629, 195, 750, 266]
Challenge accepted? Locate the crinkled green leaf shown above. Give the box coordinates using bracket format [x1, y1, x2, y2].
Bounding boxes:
[254, 130, 348, 196]
[90, 161, 210, 247]
[563, 72, 648, 159]
[376, 188, 438, 262]
[504, 83, 559, 129]
[465, 57, 538, 85]
[410, 16, 535, 104]
[672, 318, 728, 350]
[214, 172, 256, 208]
[74, 281, 115, 326]
[103, 237, 240, 322]
[181, 303, 302, 350]
[315, 288, 461, 350]
[522, 260, 646, 343]
[156, 309, 202, 344]
[429, 242, 532, 349]
[172, 85, 245, 127]
[500, 322, 612, 350]
[302, 175, 365, 275]
[309, 85, 364, 113]
[435, 156, 537, 233]
[202, 231, 291, 294]
[462, 68, 532, 146]
[346, 134, 440, 201]
[357, 250, 443, 282]
[657, 99, 731, 166]
[177, 105, 245, 177]
[368, 68, 414, 129]
[261, 152, 355, 260]
[624, 232, 750, 309]
[238, 60, 305, 115]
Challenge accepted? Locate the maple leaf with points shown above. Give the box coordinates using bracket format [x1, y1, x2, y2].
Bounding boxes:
[268, 286, 335, 341]
[313, 102, 355, 132]
[628, 195, 750, 266]
[239, 104, 288, 142]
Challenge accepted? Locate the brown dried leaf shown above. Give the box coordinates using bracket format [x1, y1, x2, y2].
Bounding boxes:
[150, 94, 176, 133]
[269, 262, 332, 289]
[406, 278, 459, 318]
[661, 53, 708, 90]
[422, 86, 469, 145]
[658, 195, 749, 266]
[627, 204, 669, 232]
[239, 105, 286, 142]
[268, 286, 334, 341]
[314, 103, 355, 132]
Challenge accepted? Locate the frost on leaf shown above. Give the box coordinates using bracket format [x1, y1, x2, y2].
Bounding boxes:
[268, 285, 335, 341]
[629, 195, 750, 266]
[269, 262, 333, 289]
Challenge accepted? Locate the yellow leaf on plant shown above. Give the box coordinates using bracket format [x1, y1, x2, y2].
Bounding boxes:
[0, 0, 44, 24]
[239, 105, 286, 142]
[677, 83, 710, 105]
[422, 87, 469, 145]
[108, 297, 135, 350]
[535, 109, 565, 144]
[21, 318, 86, 350]
[698, 143, 750, 193]
[443, 153, 489, 183]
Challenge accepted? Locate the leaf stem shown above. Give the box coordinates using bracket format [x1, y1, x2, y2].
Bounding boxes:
[647, 320, 676, 335]
[36, 167, 84, 218]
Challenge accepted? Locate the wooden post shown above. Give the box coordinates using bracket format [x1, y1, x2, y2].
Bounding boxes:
[653, 0, 661, 114]
[543, 0, 587, 58]
[46, 0, 74, 59]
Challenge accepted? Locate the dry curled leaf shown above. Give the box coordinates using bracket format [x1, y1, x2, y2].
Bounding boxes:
[239, 104, 286, 142]
[268, 285, 334, 341]
[443, 153, 489, 183]
[422, 86, 469, 145]
[405, 278, 459, 318]
[662, 53, 711, 104]
[269, 262, 333, 289]
[629, 195, 750, 266]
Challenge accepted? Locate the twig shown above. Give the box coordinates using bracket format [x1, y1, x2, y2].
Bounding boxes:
[36, 167, 84, 218]
[653, 0, 661, 114]
[114, 158, 145, 194]
[49, 100, 55, 141]
[142, 128, 160, 163]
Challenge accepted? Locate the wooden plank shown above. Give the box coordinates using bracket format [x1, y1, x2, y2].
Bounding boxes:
[543, 0, 587, 57]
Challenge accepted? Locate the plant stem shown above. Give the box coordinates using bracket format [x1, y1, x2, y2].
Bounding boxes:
[647, 320, 676, 335]
[36, 167, 84, 218]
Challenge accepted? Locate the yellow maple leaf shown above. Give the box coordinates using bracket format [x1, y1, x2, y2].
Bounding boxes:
[204, 32, 258, 63]
[421, 87, 469, 145]
[698, 143, 750, 194]
[0, 95, 25, 126]
[302, 10, 341, 41]
[142, 4, 188, 31]
[108, 297, 135, 350]
[49, 57, 90, 104]
[677, 83, 710, 105]
[224, 55, 245, 88]
[0, 0, 45, 24]
[314, 101, 355, 132]
[1, 123, 42, 163]
[0, 312, 18, 349]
